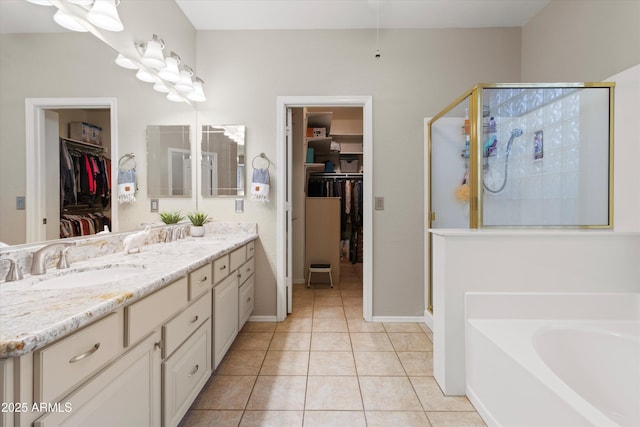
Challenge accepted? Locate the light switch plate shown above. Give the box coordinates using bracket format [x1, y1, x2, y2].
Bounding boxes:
[16, 196, 25, 210]
[150, 199, 159, 212]
[375, 197, 384, 210]
[235, 198, 244, 213]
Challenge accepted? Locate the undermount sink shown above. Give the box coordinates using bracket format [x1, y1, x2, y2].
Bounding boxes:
[31, 264, 147, 290]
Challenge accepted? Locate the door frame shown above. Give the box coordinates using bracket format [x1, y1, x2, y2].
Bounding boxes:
[276, 95, 373, 322]
[25, 97, 118, 243]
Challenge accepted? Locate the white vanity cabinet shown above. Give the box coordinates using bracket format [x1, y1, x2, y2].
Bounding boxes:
[33, 330, 161, 427]
[3, 235, 257, 427]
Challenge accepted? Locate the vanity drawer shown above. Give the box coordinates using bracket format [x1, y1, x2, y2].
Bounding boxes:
[163, 290, 211, 358]
[213, 254, 230, 284]
[230, 246, 246, 272]
[246, 240, 255, 259]
[188, 263, 212, 300]
[126, 277, 188, 346]
[162, 321, 212, 427]
[238, 257, 255, 286]
[34, 311, 123, 404]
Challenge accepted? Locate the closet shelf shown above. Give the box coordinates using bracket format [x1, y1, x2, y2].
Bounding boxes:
[61, 137, 104, 153]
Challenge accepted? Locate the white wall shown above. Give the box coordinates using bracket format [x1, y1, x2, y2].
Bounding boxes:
[432, 230, 640, 395]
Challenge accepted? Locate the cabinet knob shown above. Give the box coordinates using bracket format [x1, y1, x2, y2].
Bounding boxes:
[188, 315, 199, 325]
[69, 343, 100, 363]
[198, 276, 208, 283]
[220, 265, 227, 270]
[247, 297, 251, 302]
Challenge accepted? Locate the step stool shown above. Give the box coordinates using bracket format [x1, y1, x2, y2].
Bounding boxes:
[307, 263, 334, 288]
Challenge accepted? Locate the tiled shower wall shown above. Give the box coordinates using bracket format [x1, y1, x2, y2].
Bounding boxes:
[482, 88, 610, 226]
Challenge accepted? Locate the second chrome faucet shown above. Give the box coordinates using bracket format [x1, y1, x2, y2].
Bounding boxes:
[30, 242, 75, 275]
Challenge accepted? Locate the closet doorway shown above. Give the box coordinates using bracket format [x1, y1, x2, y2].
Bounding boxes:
[25, 98, 118, 243]
[276, 96, 373, 322]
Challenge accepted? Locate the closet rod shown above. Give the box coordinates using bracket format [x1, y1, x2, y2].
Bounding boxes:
[60, 137, 104, 153]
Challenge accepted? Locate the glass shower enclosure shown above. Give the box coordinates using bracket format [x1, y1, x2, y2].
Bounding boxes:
[427, 83, 614, 310]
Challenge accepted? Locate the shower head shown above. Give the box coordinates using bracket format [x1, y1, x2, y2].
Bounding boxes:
[505, 129, 524, 156]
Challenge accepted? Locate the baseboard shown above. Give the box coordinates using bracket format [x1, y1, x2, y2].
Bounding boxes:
[371, 315, 426, 323]
[248, 315, 278, 322]
[424, 309, 433, 331]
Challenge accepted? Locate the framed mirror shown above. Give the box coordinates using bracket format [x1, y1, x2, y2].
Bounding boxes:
[201, 125, 246, 197]
[147, 125, 192, 197]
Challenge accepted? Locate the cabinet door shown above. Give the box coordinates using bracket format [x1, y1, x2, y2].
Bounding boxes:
[162, 322, 212, 427]
[34, 330, 161, 427]
[214, 274, 239, 368]
[238, 274, 255, 330]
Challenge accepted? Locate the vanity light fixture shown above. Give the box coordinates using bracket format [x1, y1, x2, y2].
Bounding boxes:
[166, 92, 186, 103]
[187, 77, 206, 102]
[26, 0, 53, 6]
[53, 9, 88, 32]
[115, 53, 138, 70]
[139, 34, 166, 70]
[87, 0, 123, 32]
[27, 0, 123, 32]
[135, 69, 156, 83]
[158, 52, 181, 83]
[174, 66, 194, 93]
[153, 81, 170, 93]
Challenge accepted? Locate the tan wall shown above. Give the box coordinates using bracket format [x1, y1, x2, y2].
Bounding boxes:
[521, 0, 640, 82]
[194, 28, 522, 316]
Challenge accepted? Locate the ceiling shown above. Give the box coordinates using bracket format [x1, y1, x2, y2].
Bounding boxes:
[0, 0, 551, 34]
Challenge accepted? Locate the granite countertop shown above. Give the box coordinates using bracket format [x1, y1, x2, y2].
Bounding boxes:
[0, 232, 257, 359]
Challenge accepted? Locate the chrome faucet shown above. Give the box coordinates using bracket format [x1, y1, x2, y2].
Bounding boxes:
[1, 258, 23, 282]
[30, 242, 75, 275]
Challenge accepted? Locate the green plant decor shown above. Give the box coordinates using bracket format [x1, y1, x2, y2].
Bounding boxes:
[159, 211, 184, 224]
[188, 212, 209, 226]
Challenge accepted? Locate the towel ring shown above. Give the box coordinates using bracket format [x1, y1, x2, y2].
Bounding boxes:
[252, 153, 270, 170]
[119, 153, 136, 169]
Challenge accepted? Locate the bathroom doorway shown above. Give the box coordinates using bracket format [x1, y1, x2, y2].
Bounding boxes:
[275, 96, 373, 322]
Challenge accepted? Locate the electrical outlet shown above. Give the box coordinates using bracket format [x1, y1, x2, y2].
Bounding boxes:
[150, 199, 159, 212]
[235, 198, 244, 213]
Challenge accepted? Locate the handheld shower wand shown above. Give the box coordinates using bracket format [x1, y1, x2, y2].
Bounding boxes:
[483, 128, 523, 194]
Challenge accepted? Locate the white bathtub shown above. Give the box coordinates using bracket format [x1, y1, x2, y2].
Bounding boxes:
[465, 293, 640, 427]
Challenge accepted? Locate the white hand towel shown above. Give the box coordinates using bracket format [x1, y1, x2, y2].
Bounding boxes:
[250, 167, 270, 203]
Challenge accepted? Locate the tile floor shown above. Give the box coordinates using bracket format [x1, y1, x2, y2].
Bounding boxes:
[179, 263, 486, 427]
